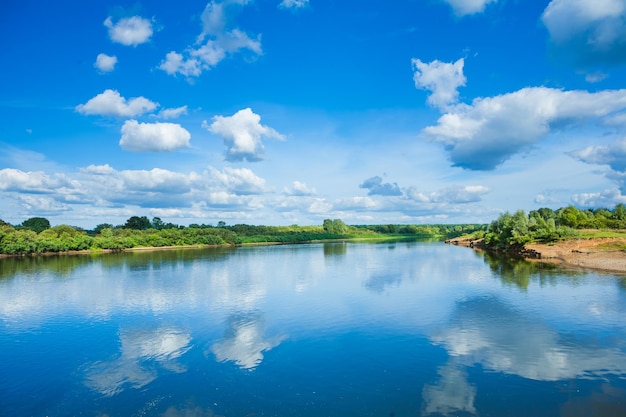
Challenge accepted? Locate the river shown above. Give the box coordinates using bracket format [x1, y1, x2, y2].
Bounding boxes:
[1, 241, 625, 416]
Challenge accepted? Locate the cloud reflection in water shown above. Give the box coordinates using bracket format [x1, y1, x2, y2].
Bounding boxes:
[431, 297, 626, 381]
[211, 312, 285, 370]
[85, 327, 192, 396]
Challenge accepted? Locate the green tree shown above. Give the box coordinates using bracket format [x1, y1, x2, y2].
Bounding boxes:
[151, 217, 165, 230]
[124, 216, 151, 230]
[21, 217, 50, 233]
[93, 223, 113, 234]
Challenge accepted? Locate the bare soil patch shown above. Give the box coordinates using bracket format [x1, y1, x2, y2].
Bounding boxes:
[526, 238, 626, 274]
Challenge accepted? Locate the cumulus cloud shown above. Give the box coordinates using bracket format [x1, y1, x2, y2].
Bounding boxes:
[159, 0, 261, 78]
[279, 0, 309, 9]
[571, 188, 626, 207]
[120, 120, 191, 152]
[359, 176, 403, 196]
[157, 105, 188, 119]
[412, 58, 466, 110]
[209, 166, 266, 195]
[541, 0, 626, 67]
[0, 168, 72, 193]
[159, 51, 203, 77]
[118, 168, 194, 193]
[94, 53, 117, 72]
[76, 89, 158, 118]
[16, 195, 71, 214]
[104, 16, 153, 46]
[442, 0, 497, 16]
[571, 137, 626, 192]
[422, 86, 626, 170]
[0, 162, 274, 221]
[204, 108, 284, 162]
[284, 181, 316, 196]
[571, 137, 626, 172]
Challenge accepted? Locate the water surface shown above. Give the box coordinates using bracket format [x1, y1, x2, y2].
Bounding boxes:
[1, 241, 625, 416]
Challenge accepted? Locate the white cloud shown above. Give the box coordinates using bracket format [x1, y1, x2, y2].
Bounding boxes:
[441, 185, 490, 203]
[205, 108, 284, 162]
[76, 89, 158, 118]
[442, 0, 497, 16]
[333, 196, 378, 210]
[359, 176, 403, 196]
[541, 0, 626, 67]
[571, 188, 626, 207]
[104, 16, 153, 46]
[571, 137, 626, 171]
[120, 120, 191, 152]
[408, 185, 490, 204]
[412, 58, 466, 110]
[283, 181, 316, 196]
[279, 0, 309, 9]
[157, 105, 188, 119]
[0, 168, 70, 193]
[16, 195, 71, 214]
[585, 71, 608, 83]
[160, 1, 261, 78]
[159, 51, 202, 77]
[119, 168, 194, 193]
[82, 164, 116, 175]
[571, 137, 626, 192]
[94, 53, 117, 72]
[422, 86, 626, 170]
[209, 166, 266, 194]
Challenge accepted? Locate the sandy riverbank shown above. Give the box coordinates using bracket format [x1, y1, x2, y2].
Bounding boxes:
[447, 236, 626, 274]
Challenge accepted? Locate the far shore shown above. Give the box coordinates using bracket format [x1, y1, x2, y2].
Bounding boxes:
[447, 236, 626, 274]
[0, 235, 424, 259]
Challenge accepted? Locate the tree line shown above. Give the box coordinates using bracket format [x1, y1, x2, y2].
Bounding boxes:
[0, 215, 486, 255]
[483, 204, 626, 250]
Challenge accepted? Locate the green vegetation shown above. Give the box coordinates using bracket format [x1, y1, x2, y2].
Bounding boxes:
[484, 204, 626, 250]
[0, 216, 486, 255]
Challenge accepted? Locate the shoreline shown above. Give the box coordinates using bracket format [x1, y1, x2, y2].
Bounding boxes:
[0, 235, 425, 259]
[446, 236, 626, 275]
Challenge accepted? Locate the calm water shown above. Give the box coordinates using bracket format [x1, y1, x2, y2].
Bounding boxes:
[1, 241, 625, 417]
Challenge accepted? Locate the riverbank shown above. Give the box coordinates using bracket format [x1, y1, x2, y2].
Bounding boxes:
[0, 235, 427, 258]
[446, 236, 626, 274]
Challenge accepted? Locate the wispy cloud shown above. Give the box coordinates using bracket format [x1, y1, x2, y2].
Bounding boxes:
[159, 0, 261, 78]
[441, 0, 498, 17]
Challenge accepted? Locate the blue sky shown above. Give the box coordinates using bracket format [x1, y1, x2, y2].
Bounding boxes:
[2, 0, 626, 228]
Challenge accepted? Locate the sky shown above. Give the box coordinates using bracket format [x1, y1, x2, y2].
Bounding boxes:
[2, 0, 626, 228]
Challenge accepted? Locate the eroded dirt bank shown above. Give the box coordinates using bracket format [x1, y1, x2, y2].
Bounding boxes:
[446, 236, 626, 274]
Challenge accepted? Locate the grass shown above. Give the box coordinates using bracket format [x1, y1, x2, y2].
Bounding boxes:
[597, 242, 626, 252]
[576, 229, 626, 239]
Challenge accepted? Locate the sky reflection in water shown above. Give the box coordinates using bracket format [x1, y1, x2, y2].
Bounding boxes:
[0, 242, 625, 416]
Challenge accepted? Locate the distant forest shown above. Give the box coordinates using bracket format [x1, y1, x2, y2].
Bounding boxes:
[0, 216, 485, 255]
